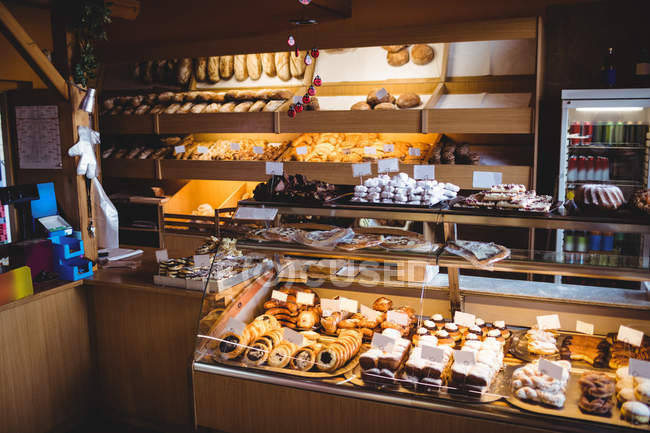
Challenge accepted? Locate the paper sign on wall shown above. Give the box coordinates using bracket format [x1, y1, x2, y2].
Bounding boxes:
[413, 165, 435, 180]
[364, 146, 377, 155]
[454, 311, 476, 328]
[266, 162, 284, 175]
[617, 325, 644, 347]
[296, 146, 308, 155]
[383, 144, 394, 153]
[421, 344, 446, 363]
[537, 314, 561, 330]
[539, 359, 566, 380]
[454, 350, 476, 366]
[283, 327, 306, 346]
[628, 358, 650, 379]
[296, 292, 315, 306]
[174, 145, 185, 154]
[377, 158, 399, 173]
[253, 146, 264, 155]
[193, 254, 211, 268]
[371, 332, 395, 352]
[472, 171, 503, 189]
[387, 310, 409, 326]
[352, 162, 372, 178]
[196, 145, 209, 154]
[340, 298, 358, 313]
[155, 249, 168, 263]
[576, 320, 594, 335]
[271, 290, 288, 302]
[234, 207, 278, 221]
[230, 142, 241, 151]
[224, 318, 246, 335]
[360, 304, 381, 321]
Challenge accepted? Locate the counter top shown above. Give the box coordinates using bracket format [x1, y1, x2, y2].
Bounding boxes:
[0, 279, 83, 313]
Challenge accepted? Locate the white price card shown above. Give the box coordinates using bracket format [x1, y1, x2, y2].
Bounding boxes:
[230, 142, 241, 151]
[409, 147, 421, 157]
[253, 146, 264, 155]
[371, 332, 395, 352]
[413, 165, 435, 180]
[617, 325, 644, 347]
[472, 171, 503, 189]
[352, 162, 372, 178]
[271, 290, 288, 302]
[454, 311, 476, 328]
[296, 292, 315, 306]
[539, 358, 566, 380]
[377, 158, 399, 173]
[383, 143, 394, 153]
[387, 310, 410, 326]
[364, 146, 377, 155]
[340, 298, 358, 313]
[193, 254, 211, 268]
[296, 146, 308, 155]
[283, 327, 306, 346]
[628, 358, 650, 379]
[375, 88, 388, 100]
[360, 304, 381, 322]
[224, 317, 246, 335]
[266, 162, 284, 175]
[320, 298, 340, 316]
[196, 145, 209, 154]
[174, 145, 185, 154]
[537, 314, 561, 330]
[421, 344, 446, 363]
[234, 207, 278, 221]
[155, 249, 168, 263]
[576, 320, 594, 335]
[454, 349, 476, 366]
[293, 95, 302, 104]
[424, 265, 439, 283]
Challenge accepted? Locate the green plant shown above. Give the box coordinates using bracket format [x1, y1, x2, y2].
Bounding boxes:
[71, 0, 112, 87]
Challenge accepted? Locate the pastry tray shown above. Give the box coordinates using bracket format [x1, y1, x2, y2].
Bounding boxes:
[506, 365, 650, 431]
[449, 200, 560, 217]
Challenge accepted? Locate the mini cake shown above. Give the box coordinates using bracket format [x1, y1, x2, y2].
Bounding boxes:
[621, 401, 650, 424]
[575, 184, 626, 211]
[635, 382, 650, 405]
[616, 388, 636, 407]
[432, 314, 446, 330]
[435, 330, 455, 346]
[493, 320, 510, 339]
[445, 323, 462, 341]
[486, 329, 505, 343]
[467, 325, 483, 338]
[423, 319, 437, 331]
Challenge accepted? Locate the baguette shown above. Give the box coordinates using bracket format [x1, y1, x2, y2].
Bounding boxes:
[134, 104, 150, 115]
[270, 89, 293, 100]
[219, 55, 234, 80]
[190, 103, 207, 113]
[164, 103, 182, 114]
[204, 103, 221, 113]
[275, 52, 291, 81]
[234, 55, 248, 81]
[261, 53, 276, 77]
[158, 91, 175, 103]
[177, 58, 192, 85]
[290, 51, 306, 78]
[195, 57, 207, 81]
[178, 102, 194, 114]
[249, 100, 267, 112]
[246, 54, 262, 80]
[207, 56, 220, 82]
[234, 101, 253, 112]
[219, 102, 236, 112]
[263, 100, 285, 112]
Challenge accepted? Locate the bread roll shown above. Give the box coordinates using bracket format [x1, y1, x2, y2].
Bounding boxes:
[234, 101, 254, 112]
[411, 44, 434, 65]
[262, 53, 276, 77]
[249, 100, 267, 112]
[191, 103, 207, 113]
[195, 57, 207, 81]
[374, 103, 397, 110]
[367, 89, 394, 106]
[234, 55, 248, 81]
[351, 101, 372, 110]
[290, 51, 307, 78]
[204, 103, 221, 113]
[382, 45, 407, 53]
[263, 100, 285, 112]
[246, 54, 262, 80]
[219, 102, 236, 112]
[220, 56, 234, 79]
[177, 58, 192, 85]
[178, 102, 194, 114]
[387, 48, 409, 67]
[207, 56, 220, 82]
[164, 60, 177, 83]
[396, 93, 421, 109]
[275, 52, 291, 81]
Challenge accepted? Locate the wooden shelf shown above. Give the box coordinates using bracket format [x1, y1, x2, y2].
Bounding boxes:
[278, 110, 422, 133]
[101, 158, 157, 179]
[159, 112, 276, 134]
[425, 107, 533, 134]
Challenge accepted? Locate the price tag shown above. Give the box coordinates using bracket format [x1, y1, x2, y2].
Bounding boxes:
[234, 207, 278, 221]
[296, 292, 315, 306]
[377, 158, 399, 173]
[421, 344, 446, 363]
[271, 290, 288, 302]
[174, 145, 185, 154]
[253, 146, 264, 155]
[628, 358, 650, 379]
[296, 146, 308, 155]
[230, 142, 241, 151]
[454, 349, 476, 366]
[375, 88, 388, 100]
[383, 143, 394, 153]
[413, 165, 435, 180]
[387, 310, 409, 326]
[320, 298, 340, 316]
[155, 249, 168, 263]
[424, 265, 439, 283]
[472, 171, 503, 189]
[352, 162, 372, 178]
[576, 320, 594, 335]
[224, 317, 246, 335]
[537, 314, 561, 330]
[539, 358, 566, 380]
[454, 311, 476, 328]
[266, 162, 284, 175]
[371, 332, 395, 352]
[283, 327, 306, 346]
[293, 95, 302, 104]
[364, 146, 377, 155]
[617, 325, 644, 347]
[196, 145, 209, 154]
[340, 298, 358, 313]
[409, 147, 421, 157]
[360, 304, 381, 322]
[193, 254, 211, 268]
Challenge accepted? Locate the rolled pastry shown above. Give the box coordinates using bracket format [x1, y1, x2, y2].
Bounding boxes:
[291, 343, 323, 371]
[268, 341, 298, 368]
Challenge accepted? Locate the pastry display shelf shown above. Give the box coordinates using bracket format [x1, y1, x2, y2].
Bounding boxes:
[568, 144, 647, 150]
[567, 180, 644, 187]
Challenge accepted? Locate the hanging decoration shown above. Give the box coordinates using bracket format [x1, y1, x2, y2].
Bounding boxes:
[313, 75, 322, 86]
[304, 52, 313, 65]
[288, 35, 295, 47]
[308, 85, 316, 96]
[310, 48, 320, 58]
[70, 0, 112, 87]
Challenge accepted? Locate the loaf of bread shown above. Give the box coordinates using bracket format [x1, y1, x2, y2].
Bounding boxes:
[270, 89, 293, 100]
[411, 44, 434, 65]
[262, 53, 276, 77]
[290, 51, 306, 78]
[275, 52, 291, 81]
[367, 89, 395, 106]
[382, 45, 407, 53]
[207, 56, 220, 82]
[219, 102, 236, 112]
[374, 102, 397, 110]
[219, 56, 234, 79]
[264, 100, 285, 112]
[195, 57, 207, 81]
[396, 93, 421, 109]
[247, 54, 262, 80]
[234, 55, 248, 81]
[177, 58, 192, 85]
[204, 103, 221, 113]
[234, 101, 253, 112]
[190, 103, 207, 114]
[387, 48, 409, 66]
[172, 92, 185, 103]
[351, 101, 372, 110]
[249, 100, 267, 112]
[237, 90, 256, 101]
[144, 93, 157, 105]
[149, 104, 165, 114]
[255, 90, 272, 100]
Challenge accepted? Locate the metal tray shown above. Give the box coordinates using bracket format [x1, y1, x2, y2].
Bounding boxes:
[509, 330, 564, 363]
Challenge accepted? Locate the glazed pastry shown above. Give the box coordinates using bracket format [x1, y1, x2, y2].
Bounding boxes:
[621, 401, 650, 424]
[372, 296, 393, 312]
[635, 382, 650, 404]
[432, 314, 446, 330]
[616, 388, 636, 407]
[579, 372, 615, 399]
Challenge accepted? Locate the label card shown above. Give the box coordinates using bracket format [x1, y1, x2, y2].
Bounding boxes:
[283, 327, 305, 346]
[618, 325, 644, 347]
[409, 147, 421, 156]
[340, 298, 358, 313]
[352, 162, 372, 178]
[296, 146, 308, 155]
[421, 344, 446, 363]
[576, 320, 595, 335]
[537, 314, 561, 330]
[387, 310, 409, 326]
[320, 298, 340, 316]
[271, 290, 288, 302]
[265, 162, 284, 175]
[383, 143, 394, 153]
[234, 207, 278, 221]
[293, 95, 302, 104]
[224, 317, 246, 335]
[472, 171, 503, 189]
[454, 311, 476, 328]
[364, 146, 377, 155]
[155, 249, 168, 263]
[424, 265, 439, 284]
[539, 358, 566, 380]
[230, 142, 241, 151]
[296, 292, 315, 306]
[377, 158, 399, 173]
[174, 145, 185, 154]
[360, 304, 381, 322]
[413, 165, 435, 180]
[628, 358, 650, 379]
[454, 349, 476, 366]
[371, 332, 395, 352]
[197, 145, 209, 154]
[253, 146, 264, 155]
[193, 254, 211, 268]
[375, 88, 388, 100]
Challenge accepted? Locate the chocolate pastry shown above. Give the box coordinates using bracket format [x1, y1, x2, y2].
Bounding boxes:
[578, 396, 614, 416]
[579, 372, 615, 398]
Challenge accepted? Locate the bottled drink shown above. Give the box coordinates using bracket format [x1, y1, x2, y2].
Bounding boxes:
[602, 47, 617, 88]
[569, 121, 581, 146]
[586, 156, 595, 180]
[605, 121, 614, 144]
[614, 121, 624, 146]
[567, 156, 577, 182]
[582, 121, 593, 145]
[635, 47, 650, 87]
[577, 156, 587, 181]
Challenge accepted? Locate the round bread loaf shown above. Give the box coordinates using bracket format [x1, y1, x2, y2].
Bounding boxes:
[396, 93, 421, 109]
[387, 48, 409, 66]
[382, 45, 407, 53]
[374, 102, 397, 110]
[411, 44, 435, 65]
[351, 101, 372, 110]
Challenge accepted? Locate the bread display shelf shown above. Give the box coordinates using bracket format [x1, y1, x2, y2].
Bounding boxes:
[102, 157, 157, 178]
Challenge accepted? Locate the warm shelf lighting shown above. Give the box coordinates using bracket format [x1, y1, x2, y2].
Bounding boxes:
[575, 107, 644, 112]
